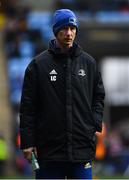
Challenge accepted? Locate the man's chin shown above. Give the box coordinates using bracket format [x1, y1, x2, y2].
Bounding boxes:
[64, 42, 73, 48]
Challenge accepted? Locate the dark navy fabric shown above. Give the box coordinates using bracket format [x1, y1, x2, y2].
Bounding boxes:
[36, 161, 92, 179]
[20, 40, 105, 163]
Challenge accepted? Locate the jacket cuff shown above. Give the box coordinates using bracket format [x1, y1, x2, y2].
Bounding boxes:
[93, 113, 102, 132]
[20, 128, 35, 149]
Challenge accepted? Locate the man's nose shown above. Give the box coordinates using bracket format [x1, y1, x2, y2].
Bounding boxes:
[66, 28, 72, 35]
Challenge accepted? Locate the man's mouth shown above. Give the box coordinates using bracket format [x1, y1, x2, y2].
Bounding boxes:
[65, 38, 72, 42]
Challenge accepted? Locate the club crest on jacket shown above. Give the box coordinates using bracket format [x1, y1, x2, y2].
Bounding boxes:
[78, 69, 86, 77]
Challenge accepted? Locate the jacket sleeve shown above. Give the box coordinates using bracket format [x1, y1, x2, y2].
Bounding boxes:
[19, 62, 38, 149]
[92, 63, 105, 132]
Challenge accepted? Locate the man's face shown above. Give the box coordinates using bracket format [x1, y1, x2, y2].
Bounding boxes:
[56, 26, 76, 49]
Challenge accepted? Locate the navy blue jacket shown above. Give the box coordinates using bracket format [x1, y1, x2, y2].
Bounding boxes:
[20, 40, 105, 164]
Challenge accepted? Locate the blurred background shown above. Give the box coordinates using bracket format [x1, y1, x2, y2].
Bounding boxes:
[0, 0, 129, 179]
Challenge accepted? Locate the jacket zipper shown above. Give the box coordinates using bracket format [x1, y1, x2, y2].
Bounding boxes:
[66, 57, 73, 161]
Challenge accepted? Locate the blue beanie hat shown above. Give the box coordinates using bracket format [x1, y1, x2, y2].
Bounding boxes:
[53, 9, 78, 36]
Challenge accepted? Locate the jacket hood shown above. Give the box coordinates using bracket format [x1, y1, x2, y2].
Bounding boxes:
[48, 39, 82, 58]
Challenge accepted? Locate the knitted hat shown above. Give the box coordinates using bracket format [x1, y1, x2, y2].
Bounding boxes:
[53, 9, 78, 36]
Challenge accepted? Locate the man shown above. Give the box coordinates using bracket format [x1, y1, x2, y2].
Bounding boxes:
[20, 9, 105, 179]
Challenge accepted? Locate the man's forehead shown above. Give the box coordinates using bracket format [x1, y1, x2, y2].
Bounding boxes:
[62, 25, 76, 29]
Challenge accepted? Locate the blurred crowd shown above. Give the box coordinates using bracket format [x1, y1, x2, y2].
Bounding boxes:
[56, 0, 129, 12]
[0, 0, 129, 178]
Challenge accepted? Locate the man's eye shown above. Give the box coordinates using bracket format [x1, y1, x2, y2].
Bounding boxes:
[70, 27, 76, 30]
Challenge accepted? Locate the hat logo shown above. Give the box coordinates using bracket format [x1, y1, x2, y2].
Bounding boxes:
[69, 17, 77, 24]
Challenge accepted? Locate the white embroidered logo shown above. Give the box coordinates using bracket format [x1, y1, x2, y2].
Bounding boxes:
[84, 162, 91, 169]
[78, 69, 86, 77]
[69, 17, 77, 24]
[49, 69, 57, 81]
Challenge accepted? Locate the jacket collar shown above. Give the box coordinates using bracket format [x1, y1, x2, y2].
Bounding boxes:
[48, 39, 82, 58]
